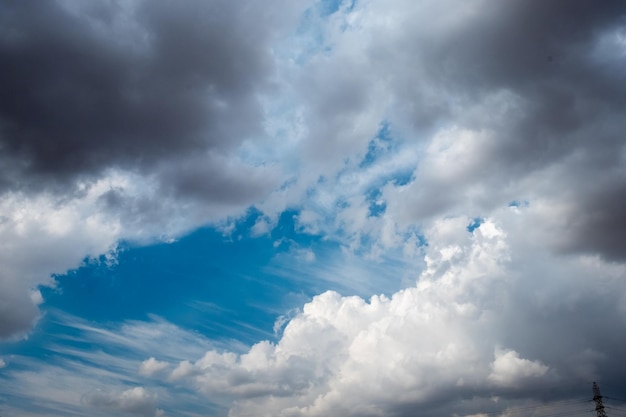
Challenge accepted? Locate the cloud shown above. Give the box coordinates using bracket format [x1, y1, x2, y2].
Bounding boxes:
[139, 358, 169, 377]
[488, 349, 549, 388]
[0, 0, 307, 191]
[83, 387, 163, 417]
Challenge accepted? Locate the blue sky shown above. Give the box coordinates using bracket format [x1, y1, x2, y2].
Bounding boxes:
[1, 1, 626, 416]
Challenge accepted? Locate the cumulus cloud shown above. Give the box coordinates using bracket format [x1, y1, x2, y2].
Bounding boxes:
[488, 349, 549, 388]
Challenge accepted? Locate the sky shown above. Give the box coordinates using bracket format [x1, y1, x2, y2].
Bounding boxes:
[1, 0, 626, 416]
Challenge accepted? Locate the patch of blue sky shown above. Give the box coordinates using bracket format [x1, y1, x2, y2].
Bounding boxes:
[361, 168, 412, 216]
[358, 122, 415, 183]
[319, 0, 356, 16]
[289, 0, 360, 66]
[391, 169, 414, 186]
[271, 208, 326, 249]
[360, 121, 393, 169]
[266, 237, 417, 299]
[319, 0, 343, 16]
[467, 217, 485, 233]
[508, 199, 529, 208]
[366, 188, 387, 217]
[291, 9, 331, 65]
[407, 229, 428, 248]
[35, 209, 327, 348]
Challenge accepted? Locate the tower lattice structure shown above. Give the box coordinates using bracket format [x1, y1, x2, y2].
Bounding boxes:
[593, 382, 608, 417]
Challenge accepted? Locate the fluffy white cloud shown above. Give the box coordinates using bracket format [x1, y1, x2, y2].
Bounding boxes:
[488, 349, 549, 388]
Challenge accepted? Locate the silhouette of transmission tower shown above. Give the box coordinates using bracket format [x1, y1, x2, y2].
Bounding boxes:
[593, 382, 608, 417]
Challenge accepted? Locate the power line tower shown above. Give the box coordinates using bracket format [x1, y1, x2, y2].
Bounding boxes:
[593, 382, 608, 417]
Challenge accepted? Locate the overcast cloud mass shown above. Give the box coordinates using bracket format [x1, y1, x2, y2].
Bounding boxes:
[1, 0, 626, 416]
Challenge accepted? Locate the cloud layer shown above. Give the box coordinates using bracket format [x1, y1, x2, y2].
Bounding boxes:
[0, 0, 307, 189]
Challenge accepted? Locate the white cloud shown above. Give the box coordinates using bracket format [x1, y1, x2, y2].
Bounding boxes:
[488, 349, 549, 388]
[84, 387, 162, 417]
[139, 358, 169, 377]
[169, 360, 201, 381]
[292, 247, 316, 263]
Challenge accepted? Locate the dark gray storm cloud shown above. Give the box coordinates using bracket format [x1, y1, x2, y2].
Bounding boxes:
[0, 0, 297, 193]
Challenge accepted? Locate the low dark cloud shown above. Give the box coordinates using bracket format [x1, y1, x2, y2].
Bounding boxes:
[557, 180, 626, 262]
[0, 286, 39, 339]
[0, 0, 297, 193]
